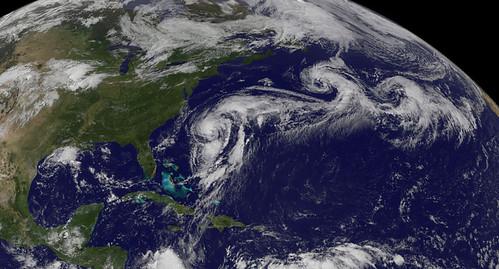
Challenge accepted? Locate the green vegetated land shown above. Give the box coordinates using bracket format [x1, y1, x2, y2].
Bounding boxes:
[186, 0, 249, 22]
[210, 215, 246, 232]
[0, 203, 127, 268]
[123, 191, 195, 216]
[0, 10, 259, 268]
[124, 191, 246, 233]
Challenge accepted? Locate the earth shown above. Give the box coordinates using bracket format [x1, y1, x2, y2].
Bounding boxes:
[0, 0, 498, 268]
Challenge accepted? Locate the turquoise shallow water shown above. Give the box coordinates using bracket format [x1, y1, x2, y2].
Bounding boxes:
[161, 161, 192, 199]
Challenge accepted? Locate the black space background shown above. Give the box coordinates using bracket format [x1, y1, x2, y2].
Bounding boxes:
[1, 1, 497, 102]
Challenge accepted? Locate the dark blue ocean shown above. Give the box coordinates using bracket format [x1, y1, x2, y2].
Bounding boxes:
[1, 43, 497, 268]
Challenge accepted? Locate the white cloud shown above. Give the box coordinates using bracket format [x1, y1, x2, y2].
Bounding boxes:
[44, 59, 109, 92]
[0, 60, 108, 138]
[0, 0, 121, 42]
[141, 248, 186, 269]
[236, 243, 404, 269]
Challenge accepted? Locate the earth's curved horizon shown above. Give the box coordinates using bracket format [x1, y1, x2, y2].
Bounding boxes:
[0, 0, 497, 268]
